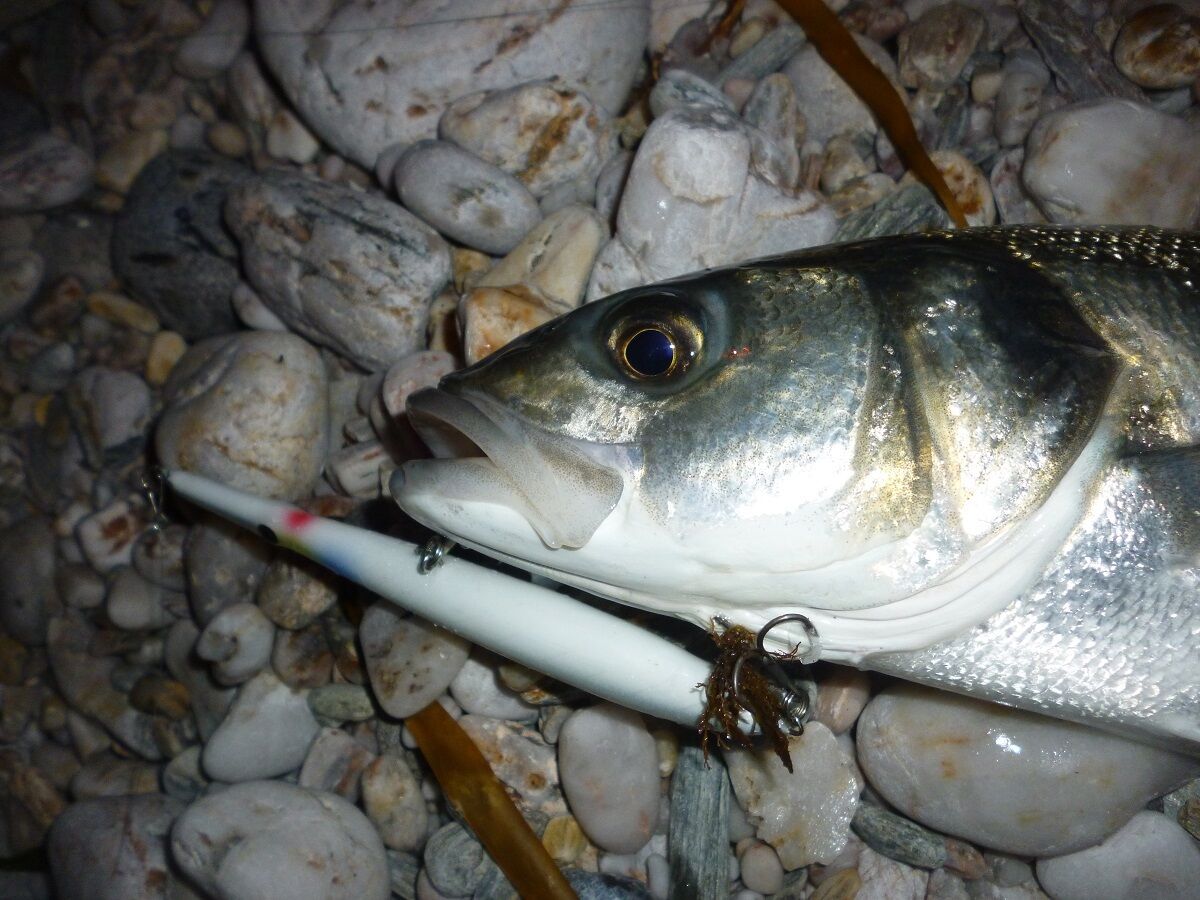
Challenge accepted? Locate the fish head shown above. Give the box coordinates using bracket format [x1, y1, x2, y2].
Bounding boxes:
[393, 259, 934, 618]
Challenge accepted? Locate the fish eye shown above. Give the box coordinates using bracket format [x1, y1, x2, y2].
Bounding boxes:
[620, 327, 677, 378]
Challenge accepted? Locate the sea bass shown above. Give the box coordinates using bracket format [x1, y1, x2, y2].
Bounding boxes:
[393, 225, 1200, 754]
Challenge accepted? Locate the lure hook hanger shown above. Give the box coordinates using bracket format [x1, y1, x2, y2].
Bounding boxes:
[730, 613, 821, 736]
[139, 465, 170, 534]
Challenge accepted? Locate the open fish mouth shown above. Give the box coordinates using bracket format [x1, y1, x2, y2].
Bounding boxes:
[396, 388, 627, 550]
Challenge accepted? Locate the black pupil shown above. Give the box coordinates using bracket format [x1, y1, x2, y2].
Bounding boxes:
[624, 328, 676, 377]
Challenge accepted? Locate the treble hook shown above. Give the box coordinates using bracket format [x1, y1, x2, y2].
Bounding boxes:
[139, 465, 170, 533]
[730, 613, 821, 735]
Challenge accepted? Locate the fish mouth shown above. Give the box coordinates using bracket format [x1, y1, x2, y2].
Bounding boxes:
[394, 388, 627, 550]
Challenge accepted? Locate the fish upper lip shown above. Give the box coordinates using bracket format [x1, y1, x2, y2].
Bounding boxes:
[402, 387, 627, 550]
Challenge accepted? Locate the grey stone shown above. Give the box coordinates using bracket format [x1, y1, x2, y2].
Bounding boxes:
[156, 331, 329, 502]
[0, 516, 58, 645]
[67, 366, 152, 465]
[0, 249, 43, 324]
[162, 746, 208, 803]
[0, 132, 93, 212]
[111, 151, 251, 339]
[386, 849, 420, 900]
[833, 183, 952, 241]
[163, 620, 236, 741]
[423, 822, 497, 896]
[298, 726, 375, 799]
[173, 0, 249, 79]
[225, 167, 450, 370]
[184, 515, 271, 625]
[34, 211, 114, 291]
[363, 754, 428, 853]
[394, 140, 541, 256]
[256, 553, 340, 630]
[715, 22, 808, 87]
[201, 670, 320, 781]
[668, 744, 730, 900]
[440, 80, 615, 200]
[1019, 0, 1147, 103]
[308, 683, 376, 722]
[360, 604, 469, 718]
[255, 0, 649, 169]
[47, 794, 187, 900]
[195, 602, 274, 685]
[783, 35, 903, 145]
[565, 869, 653, 899]
[851, 802, 947, 870]
[171, 779, 390, 900]
[131, 524, 187, 593]
[649, 69, 735, 118]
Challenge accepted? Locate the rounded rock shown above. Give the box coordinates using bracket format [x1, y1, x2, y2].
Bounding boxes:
[196, 602, 274, 685]
[856, 684, 1200, 856]
[255, 0, 649, 169]
[360, 604, 470, 719]
[441, 80, 615, 199]
[0, 249, 44, 324]
[171, 779, 389, 900]
[184, 516, 271, 625]
[394, 140, 542, 255]
[1036, 811, 1200, 900]
[783, 36, 903, 145]
[558, 703, 660, 854]
[450, 653, 539, 721]
[155, 331, 329, 501]
[362, 753, 429, 852]
[1114, 4, 1200, 90]
[47, 793, 186, 900]
[0, 133, 93, 212]
[897, 3, 986, 91]
[111, 151, 251, 339]
[201, 671, 320, 782]
[225, 167, 451, 371]
[256, 554, 339, 630]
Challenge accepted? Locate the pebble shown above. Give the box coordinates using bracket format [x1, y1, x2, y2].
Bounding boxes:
[783, 36, 903, 145]
[173, 0, 249, 79]
[558, 703, 660, 854]
[423, 821, 498, 897]
[76, 496, 147, 574]
[742, 73, 802, 190]
[184, 516, 271, 625]
[201, 670, 320, 781]
[128, 672, 190, 720]
[272, 622, 335, 689]
[716, 22, 808, 87]
[171, 779, 390, 900]
[94, 128, 169, 195]
[813, 665, 872, 735]
[266, 109, 321, 165]
[458, 714, 563, 816]
[739, 841, 785, 895]
[995, 50, 1051, 147]
[900, 149, 994, 226]
[0, 133, 93, 212]
[162, 746, 208, 803]
[450, 653, 540, 721]
[0, 749, 66, 856]
[898, 3, 986, 91]
[360, 604, 470, 718]
[381, 351, 457, 422]
[1036, 811, 1200, 900]
[106, 566, 178, 631]
[544, 814, 589, 865]
[1023, 98, 1200, 227]
[394, 140, 543, 256]
[0, 516, 57, 645]
[68, 367, 151, 463]
[856, 847, 928, 900]
[1113, 4, 1200, 90]
[362, 753, 428, 852]
[131, 524, 187, 594]
[649, 69, 736, 118]
[441, 80, 616, 200]
[155, 331, 330, 501]
[851, 801, 947, 870]
[0, 249, 44, 324]
[811, 867, 862, 900]
[255, 554, 339, 630]
[667, 744, 730, 900]
[308, 683, 375, 723]
[298, 726, 376, 799]
[1019, 0, 1146, 102]
[225, 167, 450, 370]
[856, 684, 1200, 856]
[587, 106, 835, 298]
[70, 752, 160, 798]
[989, 147, 1047, 225]
[206, 121, 249, 158]
[47, 793, 186, 899]
[195, 602, 274, 685]
[256, 0, 649, 168]
[111, 151, 250, 338]
[725, 722, 860, 869]
[566, 869, 654, 899]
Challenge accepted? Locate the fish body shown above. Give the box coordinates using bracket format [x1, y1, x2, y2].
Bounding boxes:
[394, 226, 1200, 754]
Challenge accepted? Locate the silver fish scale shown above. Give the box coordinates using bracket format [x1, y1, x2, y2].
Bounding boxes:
[874, 455, 1200, 751]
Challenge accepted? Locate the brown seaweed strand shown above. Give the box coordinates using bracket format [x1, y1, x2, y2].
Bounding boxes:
[699, 624, 795, 773]
[775, 0, 969, 228]
[406, 701, 578, 900]
[698, 0, 748, 54]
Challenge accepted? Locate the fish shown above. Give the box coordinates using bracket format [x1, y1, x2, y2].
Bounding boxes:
[392, 224, 1200, 755]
